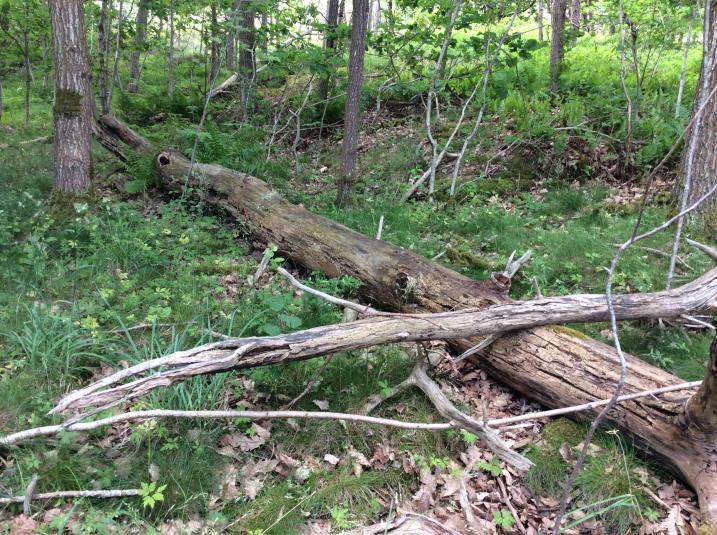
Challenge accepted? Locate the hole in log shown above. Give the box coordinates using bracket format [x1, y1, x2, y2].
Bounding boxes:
[158, 155, 170, 166]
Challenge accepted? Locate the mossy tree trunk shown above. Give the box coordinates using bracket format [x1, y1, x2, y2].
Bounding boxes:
[48, 0, 92, 193]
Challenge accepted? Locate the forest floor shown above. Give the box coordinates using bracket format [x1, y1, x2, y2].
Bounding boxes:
[0, 59, 714, 533]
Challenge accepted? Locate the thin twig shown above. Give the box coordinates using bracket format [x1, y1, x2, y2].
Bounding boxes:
[22, 474, 38, 516]
[282, 355, 334, 409]
[453, 333, 503, 363]
[278, 267, 376, 314]
[1, 382, 701, 447]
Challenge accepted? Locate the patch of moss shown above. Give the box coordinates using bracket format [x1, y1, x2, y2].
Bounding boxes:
[549, 325, 591, 340]
[53, 89, 83, 115]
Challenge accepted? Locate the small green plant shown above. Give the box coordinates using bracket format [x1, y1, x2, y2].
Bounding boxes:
[330, 505, 352, 529]
[138, 481, 167, 509]
[493, 509, 515, 532]
[478, 458, 503, 477]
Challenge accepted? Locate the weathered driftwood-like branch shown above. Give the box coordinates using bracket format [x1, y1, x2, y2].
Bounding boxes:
[407, 362, 532, 471]
[52, 268, 717, 415]
[0, 409, 455, 446]
[0, 488, 140, 505]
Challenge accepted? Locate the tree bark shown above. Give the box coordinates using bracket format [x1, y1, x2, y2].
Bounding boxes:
[48, 0, 92, 193]
[336, 0, 369, 207]
[318, 0, 340, 101]
[549, 0, 567, 92]
[238, 1, 256, 117]
[167, 0, 175, 96]
[226, 0, 241, 71]
[22, 0, 30, 128]
[98, 0, 110, 114]
[95, 116, 717, 530]
[210, 3, 220, 83]
[107, 0, 124, 108]
[570, 0, 580, 30]
[127, 0, 149, 93]
[680, 0, 717, 230]
[537, 0, 544, 41]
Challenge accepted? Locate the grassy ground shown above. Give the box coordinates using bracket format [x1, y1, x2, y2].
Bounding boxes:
[0, 30, 712, 533]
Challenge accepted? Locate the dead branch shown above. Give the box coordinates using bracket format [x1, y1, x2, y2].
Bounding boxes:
[688, 238, 717, 263]
[2, 381, 700, 449]
[0, 488, 140, 505]
[408, 361, 532, 471]
[49, 264, 717, 417]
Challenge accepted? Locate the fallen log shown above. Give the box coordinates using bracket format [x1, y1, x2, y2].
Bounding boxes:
[93, 115, 717, 530]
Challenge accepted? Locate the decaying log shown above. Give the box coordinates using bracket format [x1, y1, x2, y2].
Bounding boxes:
[92, 115, 717, 529]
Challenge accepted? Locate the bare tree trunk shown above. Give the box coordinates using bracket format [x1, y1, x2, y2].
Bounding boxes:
[48, 0, 92, 193]
[570, 0, 580, 30]
[22, 1, 30, 128]
[98, 0, 110, 114]
[0, 79, 4, 123]
[107, 0, 124, 108]
[336, 0, 369, 207]
[238, 2, 256, 117]
[226, 0, 241, 72]
[210, 3, 220, 83]
[549, 0, 567, 92]
[168, 0, 175, 96]
[537, 0, 544, 41]
[127, 0, 149, 93]
[676, 6, 699, 118]
[679, 0, 717, 230]
[318, 0, 340, 101]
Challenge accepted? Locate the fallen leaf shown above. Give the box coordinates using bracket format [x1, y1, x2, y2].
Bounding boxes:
[11, 515, 37, 534]
[323, 453, 340, 466]
[312, 399, 330, 410]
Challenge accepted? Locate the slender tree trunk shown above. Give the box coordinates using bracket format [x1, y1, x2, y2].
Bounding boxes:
[210, 3, 220, 82]
[260, 12, 267, 54]
[679, 0, 717, 230]
[128, 0, 149, 93]
[98, 0, 110, 114]
[318, 0, 340, 101]
[336, 0, 369, 207]
[226, 0, 241, 71]
[0, 79, 4, 123]
[549, 0, 567, 92]
[338, 0, 346, 24]
[676, 5, 698, 118]
[168, 0, 175, 96]
[537, 0, 544, 41]
[570, 0, 580, 30]
[107, 0, 124, 109]
[238, 2, 256, 117]
[48, 0, 92, 193]
[22, 2, 30, 128]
